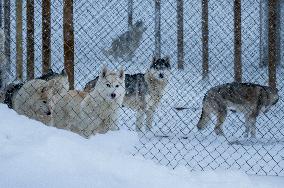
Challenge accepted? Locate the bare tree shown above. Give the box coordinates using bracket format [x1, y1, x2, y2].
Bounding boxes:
[16, 0, 23, 81]
[128, 0, 133, 29]
[154, 0, 161, 59]
[4, 0, 10, 73]
[63, 0, 74, 90]
[202, 0, 208, 78]
[268, 0, 278, 89]
[27, 0, 34, 80]
[234, 0, 242, 82]
[42, 0, 51, 74]
[177, 0, 184, 70]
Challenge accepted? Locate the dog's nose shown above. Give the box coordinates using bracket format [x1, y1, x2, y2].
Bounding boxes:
[46, 111, 51, 115]
[111, 93, 116, 99]
[159, 73, 164, 79]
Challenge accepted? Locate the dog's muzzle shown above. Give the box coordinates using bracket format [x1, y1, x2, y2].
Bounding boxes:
[159, 73, 164, 79]
[111, 93, 116, 99]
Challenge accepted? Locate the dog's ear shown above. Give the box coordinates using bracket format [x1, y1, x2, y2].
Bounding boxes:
[164, 56, 171, 69]
[119, 67, 125, 80]
[152, 56, 156, 63]
[61, 69, 67, 76]
[101, 66, 108, 78]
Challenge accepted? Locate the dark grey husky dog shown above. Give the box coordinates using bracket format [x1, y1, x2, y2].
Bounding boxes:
[84, 57, 171, 131]
[103, 20, 147, 61]
[197, 83, 279, 138]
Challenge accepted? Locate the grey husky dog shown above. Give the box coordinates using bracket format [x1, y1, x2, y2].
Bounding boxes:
[103, 20, 147, 61]
[197, 82, 279, 138]
[84, 57, 171, 131]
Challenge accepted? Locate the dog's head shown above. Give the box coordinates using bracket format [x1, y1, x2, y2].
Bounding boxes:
[96, 66, 125, 102]
[32, 81, 52, 117]
[132, 20, 147, 33]
[148, 56, 171, 82]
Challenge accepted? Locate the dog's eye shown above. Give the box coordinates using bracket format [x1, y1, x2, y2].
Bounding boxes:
[43, 101, 47, 104]
[115, 85, 119, 88]
[106, 84, 111, 87]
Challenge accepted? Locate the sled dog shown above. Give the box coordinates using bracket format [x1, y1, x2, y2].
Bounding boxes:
[103, 20, 147, 61]
[197, 82, 279, 138]
[84, 57, 171, 132]
[52, 66, 125, 138]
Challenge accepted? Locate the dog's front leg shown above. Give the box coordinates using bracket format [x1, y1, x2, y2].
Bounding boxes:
[145, 106, 156, 131]
[136, 109, 145, 132]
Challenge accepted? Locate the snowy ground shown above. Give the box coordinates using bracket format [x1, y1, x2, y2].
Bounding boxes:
[5, 0, 284, 177]
[0, 104, 283, 188]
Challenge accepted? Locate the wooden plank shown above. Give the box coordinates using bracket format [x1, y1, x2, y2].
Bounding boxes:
[42, 0, 51, 74]
[27, 0, 35, 80]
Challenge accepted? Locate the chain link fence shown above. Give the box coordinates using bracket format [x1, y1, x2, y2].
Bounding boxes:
[1, 0, 284, 176]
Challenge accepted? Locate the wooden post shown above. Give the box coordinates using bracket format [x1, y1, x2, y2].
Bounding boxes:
[234, 0, 242, 82]
[42, 0, 51, 74]
[4, 0, 10, 73]
[202, 0, 208, 78]
[268, 0, 277, 89]
[16, 0, 23, 81]
[154, 0, 161, 59]
[63, 0, 74, 90]
[177, 0, 184, 70]
[0, 0, 2, 28]
[128, 0, 133, 29]
[27, 0, 34, 80]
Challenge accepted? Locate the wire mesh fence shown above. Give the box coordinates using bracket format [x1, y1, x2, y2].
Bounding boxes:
[0, 0, 284, 176]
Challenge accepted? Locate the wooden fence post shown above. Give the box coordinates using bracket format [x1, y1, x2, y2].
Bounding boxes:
[16, 0, 23, 81]
[202, 0, 208, 78]
[154, 0, 161, 59]
[128, 0, 133, 29]
[42, 0, 51, 74]
[268, 0, 277, 89]
[234, 0, 242, 82]
[63, 0, 74, 90]
[177, 0, 184, 70]
[27, 0, 34, 80]
[4, 0, 10, 73]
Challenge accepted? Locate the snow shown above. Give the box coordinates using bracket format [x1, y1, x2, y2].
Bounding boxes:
[0, 104, 283, 188]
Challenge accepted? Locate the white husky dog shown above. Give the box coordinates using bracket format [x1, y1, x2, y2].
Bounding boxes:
[52, 66, 125, 138]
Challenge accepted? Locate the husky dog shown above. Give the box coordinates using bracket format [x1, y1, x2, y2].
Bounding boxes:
[84, 57, 171, 132]
[6, 79, 52, 124]
[52, 67, 125, 138]
[37, 69, 69, 111]
[197, 82, 279, 138]
[103, 20, 147, 61]
[2, 69, 68, 125]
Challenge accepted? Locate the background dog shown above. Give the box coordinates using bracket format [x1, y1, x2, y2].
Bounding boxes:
[11, 79, 52, 124]
[3, 69, 68, 125]
[53, 66, 125, 138]
[103, 20, 147, 61]
[197, 82, 279, 138]
[84, 57, 171, 132]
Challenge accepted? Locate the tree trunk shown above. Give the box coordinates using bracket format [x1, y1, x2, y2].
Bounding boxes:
[27, 0, 34, 80]
[268, 0, 277, 89]
[154, 0, 161, 59]
[128, 0, 133, 29]
[63, 0, 74, 90]
[0, 0, 2, 28]
[202, 0, 208, 78]
[177, 0, 184, 70]
[42, 0, 51, 74]
[4, 0, 10, 73]
[234, 0, 242, 82]
[16, 0, 23, 81]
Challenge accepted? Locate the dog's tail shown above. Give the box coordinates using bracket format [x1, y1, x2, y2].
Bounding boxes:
[196, 94, 210, 131]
